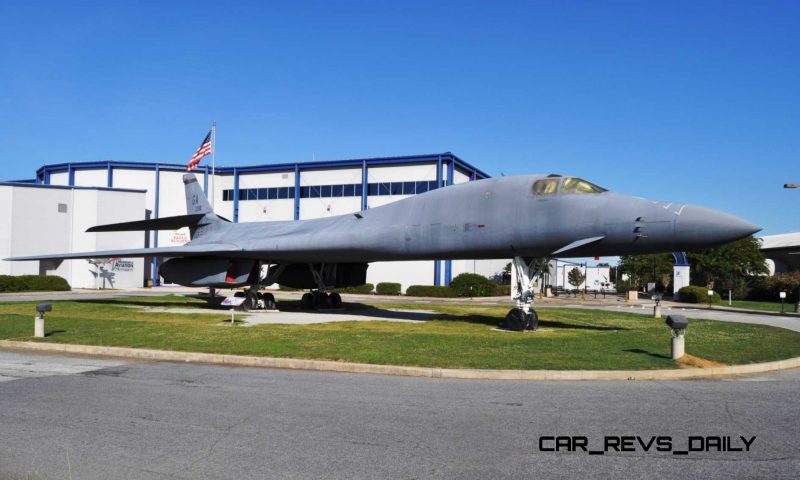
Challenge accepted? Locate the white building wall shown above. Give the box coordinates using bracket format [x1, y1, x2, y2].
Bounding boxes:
[9, 187, 73, 279]
[451, 259, 509, 280]
[368, 164, 437, 183]
[0, 185, 145, 288]
[453, 170, 470, 184]
[0, 188, 13, 275]
[49, 172, 68, 186]
[74, 169, 109, 187]
[301, 168, 362, 185]
[367, 261, 434, 293]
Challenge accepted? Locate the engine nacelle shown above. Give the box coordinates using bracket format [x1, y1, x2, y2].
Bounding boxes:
[269, 263, 368, 289]
[159, 257, 257, 288]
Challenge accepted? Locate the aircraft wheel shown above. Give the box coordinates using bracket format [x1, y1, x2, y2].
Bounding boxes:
[526, 310, 539, 331]
[505, 308, 527, 332]
[329, 292, 342, 309]
[313, 292, 330, 310]
[263, 292, 276, 310]
[245, 290, 259, 311]
[301, 293, 314, 310]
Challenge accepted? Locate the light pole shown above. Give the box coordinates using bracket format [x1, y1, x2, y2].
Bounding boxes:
[785, 183, 799, 312]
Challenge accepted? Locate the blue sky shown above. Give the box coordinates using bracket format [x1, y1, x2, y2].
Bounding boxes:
[1, 0, 798, 235]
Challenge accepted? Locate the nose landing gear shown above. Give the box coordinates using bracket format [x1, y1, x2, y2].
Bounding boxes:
[505, 256, 548, 331]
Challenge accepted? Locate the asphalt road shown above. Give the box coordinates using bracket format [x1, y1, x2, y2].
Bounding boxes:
[0, 350, 798, 479]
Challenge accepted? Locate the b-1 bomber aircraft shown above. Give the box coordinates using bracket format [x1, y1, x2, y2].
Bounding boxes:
[5, 173, 759, 331]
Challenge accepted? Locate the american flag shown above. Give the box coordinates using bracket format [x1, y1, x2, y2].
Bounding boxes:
[186, 130, 212, 171]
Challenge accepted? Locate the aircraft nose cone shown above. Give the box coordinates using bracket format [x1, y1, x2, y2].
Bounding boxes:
[674, 205, 761, 248]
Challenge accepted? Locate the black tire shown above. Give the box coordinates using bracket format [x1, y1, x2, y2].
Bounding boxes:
[263, 292, 276, 310]
[246, 290, 259, 311]
[329, 292, 342, 309]
[505, 308, 527, 332]
[526, 310, 539, 331]
[301, 293, 314, 310]
[313, 292, 330, 310]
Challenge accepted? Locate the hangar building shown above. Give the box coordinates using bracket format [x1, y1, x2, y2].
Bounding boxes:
[9, 152, 505, 290]
[0, 181, 146, 288]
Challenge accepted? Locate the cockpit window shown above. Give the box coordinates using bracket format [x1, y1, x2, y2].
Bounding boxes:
[532, 178, 560, 196]
[561, 177, 607, 194]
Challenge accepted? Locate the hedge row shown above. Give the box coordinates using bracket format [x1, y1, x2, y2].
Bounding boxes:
[336, 283, 374, 294]
[677, 285, 721, 304]
[0, 275, 71, 293]
[747, 272, 800, 303]
[376, 282, 401, 295]
[406, 285, 459, 297]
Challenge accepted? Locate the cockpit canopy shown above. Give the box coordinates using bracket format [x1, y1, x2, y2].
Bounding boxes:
[532, 177, 607, 196]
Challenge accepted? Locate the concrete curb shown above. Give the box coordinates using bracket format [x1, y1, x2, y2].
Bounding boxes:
[2, 339, 799, 380]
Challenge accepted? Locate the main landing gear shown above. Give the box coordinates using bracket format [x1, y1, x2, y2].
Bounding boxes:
[300, 291, 342, 310]
[233, 289, 276, 311]
[505, 256, 548, 332]
[300, 263, 344, 311]
[233, 263, 286, 311]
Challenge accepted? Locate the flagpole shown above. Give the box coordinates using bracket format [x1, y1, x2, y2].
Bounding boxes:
[211, 121, 216, 210]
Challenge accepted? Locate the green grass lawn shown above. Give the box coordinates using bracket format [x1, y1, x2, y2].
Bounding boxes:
[1, 295, 798, 370]
[728, 300, 795, 313]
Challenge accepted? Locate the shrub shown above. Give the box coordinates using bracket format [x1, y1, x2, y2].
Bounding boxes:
[336, 283, 374, 294]
[405, 285, 459, 297]
[747, 273, 800, 303]
[376, 282, 401, 295]
[449, 273, 496, 297]
[678, 285, 721, 304]
[0, 275, 71, 293]
[493, 284, 511, 296]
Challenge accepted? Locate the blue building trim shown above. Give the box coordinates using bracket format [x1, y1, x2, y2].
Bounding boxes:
[152, 164, 161, 287]
[361, 160, 368, 211]
[35, 152, 490, 183]
[106, 163, 113, 188]
[0, 181, 145, 193]
[203, 165, 209, 197]
[672, 252, 690, 266]
[233, 168, 240, 223]
[67, 165, 75, 186]
[436, 155, 443, 188]
[433, 155, 444, 286]
[447, 159, 454, 187]
[293, 165, 300, 220]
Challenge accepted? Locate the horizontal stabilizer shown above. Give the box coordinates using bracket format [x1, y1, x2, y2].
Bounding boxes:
[87, 214, 207, 232]
[4, 243, 243, 262]
[551, 235, 606, 256]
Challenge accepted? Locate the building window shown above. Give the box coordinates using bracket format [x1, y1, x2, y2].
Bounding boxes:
[222, 180, 443, 201]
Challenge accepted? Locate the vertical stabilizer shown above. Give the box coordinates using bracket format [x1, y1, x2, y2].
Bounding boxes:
[182, 173, 222, 239]
[183, 174, 213, 215]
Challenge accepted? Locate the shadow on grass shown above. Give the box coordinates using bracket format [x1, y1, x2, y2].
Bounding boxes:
[623, 348, 670, 360]
[74, 299, 207, 309]
[538, 320, 624, 331]
[45, 329, 66, 337]
[278, 301, 630, 331]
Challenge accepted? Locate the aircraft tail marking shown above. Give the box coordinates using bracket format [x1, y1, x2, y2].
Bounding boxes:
[184, 173, 214, 215]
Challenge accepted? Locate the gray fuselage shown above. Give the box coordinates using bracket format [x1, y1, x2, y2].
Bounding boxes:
[187, 175, 758, 263]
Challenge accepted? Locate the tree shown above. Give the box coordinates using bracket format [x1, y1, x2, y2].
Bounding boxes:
[567, 267, 586, 292]
[617, 253, 674, 290]
[687, 236, 768, 287]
